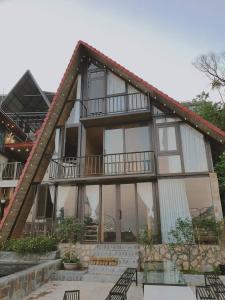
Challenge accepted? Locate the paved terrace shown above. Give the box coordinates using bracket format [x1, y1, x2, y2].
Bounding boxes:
[24, 281, 143, 300]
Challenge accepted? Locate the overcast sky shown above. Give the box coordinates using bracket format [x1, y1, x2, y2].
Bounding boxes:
[0, 0, 224, 102]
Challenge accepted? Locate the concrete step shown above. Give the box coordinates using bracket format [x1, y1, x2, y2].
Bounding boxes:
[82, 273, 120, 283]
[94, 244, 139, 250]
[88, 265, 132, 275]
[92, 249, 139, 257]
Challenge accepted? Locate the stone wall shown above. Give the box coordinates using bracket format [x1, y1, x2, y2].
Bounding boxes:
[0, 250, 59, 262]
[0, 259, 61, 300]
[139, 244, 225, 272]
[58, 243, 225, 272]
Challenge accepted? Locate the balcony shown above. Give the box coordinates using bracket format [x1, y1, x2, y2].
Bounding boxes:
[0, 162, 24, 187]
[49, 151, 155, 182]
[80, 92, 151, 126]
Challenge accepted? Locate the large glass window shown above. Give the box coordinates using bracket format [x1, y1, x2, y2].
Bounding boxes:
[102, 185, 117, 242]
[180, 124, 208, 173]
[137, 182, 157, 235]
[84, 185, 100, 225]
[104, 129, 124, 174]
[104, 125, 151, 174]
[87, 69, 105, 115]
[158, 155, 182, 174]
[158, 179, 191, 243]
[120, 184, 137, 242]
[125, 126, 150, 152]
[56, 186, 77, 220]
[158, 176, 216, 242]
[185, 177, 214, 218]
[158, 126, 177, 152]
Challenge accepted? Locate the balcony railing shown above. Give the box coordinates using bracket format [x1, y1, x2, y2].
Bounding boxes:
[6, 112, 46, 133]
[0, 162, 24, 180]
[80, 92, 149, 118]
[49, 151, 155, 180]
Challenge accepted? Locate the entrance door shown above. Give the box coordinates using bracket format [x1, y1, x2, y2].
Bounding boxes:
[101, 184, 137, 242]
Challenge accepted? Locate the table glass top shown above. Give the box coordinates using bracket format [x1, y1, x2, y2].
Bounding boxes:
[143, 261, 186, 286]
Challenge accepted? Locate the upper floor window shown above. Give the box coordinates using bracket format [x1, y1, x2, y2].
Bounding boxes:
[157, 124, 182, 174]
[158, 126, 177, 152]
[83, 60, 149, 117]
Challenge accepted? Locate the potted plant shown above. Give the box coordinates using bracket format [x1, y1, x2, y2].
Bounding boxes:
[55, 218, 85, 271]
[62, 249, 81, 270]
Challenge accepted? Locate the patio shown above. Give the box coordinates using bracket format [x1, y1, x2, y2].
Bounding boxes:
[24, 281, 143, 300]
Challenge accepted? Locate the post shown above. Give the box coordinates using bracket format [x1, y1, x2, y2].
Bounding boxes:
[13, 162, 19, 180]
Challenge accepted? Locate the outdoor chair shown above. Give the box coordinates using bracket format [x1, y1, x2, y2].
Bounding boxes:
[196, 286, 216, 300]
[63, 290, 80, 300]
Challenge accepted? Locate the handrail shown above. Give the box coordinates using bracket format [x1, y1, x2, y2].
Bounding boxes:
[49, 151, 155, 179]
[79, 92, 149, 118]
[0, 162, 24, 180]
[80, 92, 146, 102]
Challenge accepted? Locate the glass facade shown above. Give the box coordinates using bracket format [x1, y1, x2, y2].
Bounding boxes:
[158, 126, 177, 152]
[84, 185, 100, 225]
[56, 186, 77, 220]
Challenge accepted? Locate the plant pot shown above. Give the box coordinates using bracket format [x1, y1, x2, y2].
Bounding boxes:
[63, 262, 80, 270]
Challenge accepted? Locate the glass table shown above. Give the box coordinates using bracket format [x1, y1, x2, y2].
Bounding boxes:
[143, 261, 186, 288]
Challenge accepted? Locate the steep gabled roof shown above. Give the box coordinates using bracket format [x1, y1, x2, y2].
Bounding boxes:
[76, 41, 225, 143]
[1, 70, 50, 113]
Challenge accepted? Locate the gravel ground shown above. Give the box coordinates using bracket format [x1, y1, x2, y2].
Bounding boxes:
[24, 281, 143, 300]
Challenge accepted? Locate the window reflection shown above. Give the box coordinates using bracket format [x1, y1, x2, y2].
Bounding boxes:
[56, 186, 77, 220]
[137, 182, 157, 235]
[158, 155, 182, 174]
[84, 185, 100, 225]
[102, 185, 117, 242]
[158, 126, 177, 151]
[120, 184, 137, 242]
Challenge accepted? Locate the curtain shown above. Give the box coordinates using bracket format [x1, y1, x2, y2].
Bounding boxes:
[128, 84, 147, 110]
[180, 124, 208, 172]
[49, 184, 55, 205]
[107, 71, 125, 113]
[158, 179, 191, 243]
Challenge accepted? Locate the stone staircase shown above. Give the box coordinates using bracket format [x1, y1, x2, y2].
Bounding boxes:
[83, 244, 139, 282]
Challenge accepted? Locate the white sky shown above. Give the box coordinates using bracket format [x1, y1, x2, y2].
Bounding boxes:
[0, 0, 224, 102]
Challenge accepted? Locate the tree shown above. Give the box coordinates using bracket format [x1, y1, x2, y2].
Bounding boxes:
[194, 52, 225, 102]
[190, 92, 225, 130]
[168, 218, 195, 271]
[184, 91, 225, 213]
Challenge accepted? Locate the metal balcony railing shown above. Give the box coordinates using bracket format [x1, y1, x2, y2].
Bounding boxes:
[0, 162, 24, 180]
[6, 112, 46, 133]
[80, 92, 149, 118]
[49, 151, 155, 180]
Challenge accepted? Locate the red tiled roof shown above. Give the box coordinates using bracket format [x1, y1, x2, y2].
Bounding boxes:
[75, 40, 225, 143]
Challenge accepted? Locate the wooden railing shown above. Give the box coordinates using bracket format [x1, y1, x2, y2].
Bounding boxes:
[0, 162, 24, 180]
[80, 92, 149, 118]
[49, 151, 155, 180]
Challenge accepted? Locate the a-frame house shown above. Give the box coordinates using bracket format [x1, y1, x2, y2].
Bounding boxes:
[0, 41, 224, 243]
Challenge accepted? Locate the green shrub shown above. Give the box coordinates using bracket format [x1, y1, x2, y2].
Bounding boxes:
[1, 237, 57, 254]
[55, 218, 85, 243]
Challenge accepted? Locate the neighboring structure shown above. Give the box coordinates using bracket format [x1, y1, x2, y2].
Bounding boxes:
[0, 41, 224, 243]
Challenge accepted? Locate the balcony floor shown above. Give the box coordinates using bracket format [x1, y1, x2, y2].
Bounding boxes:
[47, 172, 156, 185]
[80, 110, 152, 127]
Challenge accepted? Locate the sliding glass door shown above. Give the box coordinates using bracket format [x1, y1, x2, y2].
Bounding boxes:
[101, 182, 156, 243]
[104, 125, 151, 175]
[101, 185, 118, 242]
[104, 129, 124, 174]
